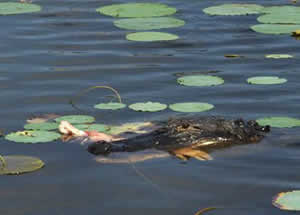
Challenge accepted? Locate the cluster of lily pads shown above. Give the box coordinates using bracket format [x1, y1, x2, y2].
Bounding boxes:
[203, 4, 300, 35]
[96, 3, 184, 42]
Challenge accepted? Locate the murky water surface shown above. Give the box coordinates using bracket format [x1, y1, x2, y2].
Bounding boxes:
[1, 0, 300, 214]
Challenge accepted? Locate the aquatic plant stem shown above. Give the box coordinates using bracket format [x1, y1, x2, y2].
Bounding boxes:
[70, 86, 122, 111]
[0, 155, 6, 170]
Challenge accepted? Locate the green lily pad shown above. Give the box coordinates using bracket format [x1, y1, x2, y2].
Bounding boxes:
[76, 124, 109, 132]
[247, 76, 287, 85]
[0, 155, 44, 175]
[97, 3, 176, 18]
[54, 115, 95, 124]
[203, 4, 264, 16]
[107, 122, 154, 135]
[94, 102, 126, 110]
[129, 102, 167, 112]
[273, 190, 300, 211]
[258, 13, 300, 24]
[24, 122, 59, 131]
[126, 32, 179, 42]
[265, 54, 293, 59]
[114, 17, 185, 31]
[169, 102, 214, 112]
[177, 75, 224, 87]
[0, 2, 41, 15]
[256, 117, 300, 128]
[5, 130, 60, 143]
[262, 6, 300, 14]
[251, 24, 300, 34]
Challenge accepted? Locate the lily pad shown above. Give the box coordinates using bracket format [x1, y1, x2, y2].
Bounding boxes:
[94, 102, 126, 110]
[265, 54, 293, 59]
[114, 17, 185, 30]
[247, 76, 287, 85]
[129, 102, 167, 112]
[256, 117, 300, 128]
[5, 130, 60, 143]
[126, 32, 179, 42]
[258, 13, 300, 24]
[54, 115, 95, 124]
[107, 122, 154, 135]
[177, 75, 224, 87]
[203, 4, 264, 16]
[97, 3, 176, 18]
[0, 155, 44, 175]
[262, 6, 300, 14]
[169, 102, 214, 112]
[273, 190, 300, 211]
[76, 124, 109, 132]
[251, 24, 300, 34]
[24, 122, 59, 131]
[0, 2, 41, 15]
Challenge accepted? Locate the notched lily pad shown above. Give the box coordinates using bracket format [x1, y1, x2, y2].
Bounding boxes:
[247, 76, 287, 85]
[129, 102, 167, 112]
[114, 17, 185, 30]
[0, 2, 41, 15]
[169, 102, 214, 112]
[177, 75, 224, 87]
[94, 102, 126, 110]
[251, 24, 300, 34]
[97, 3, 176, 18]
[24, 122, 59, 131]
[273, 190, 300, 211]
[126, 32, 179, 42]
[0, 155, 44, 175]
[203, 4, 264, 16]
[265, 54, 293, 59]
[55, 115, 95, 124]
[256, 117, 300, 128]
[5, 130, 60, 143]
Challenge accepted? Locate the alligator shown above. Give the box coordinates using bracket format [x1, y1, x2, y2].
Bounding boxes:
[84, 116, 270, 161]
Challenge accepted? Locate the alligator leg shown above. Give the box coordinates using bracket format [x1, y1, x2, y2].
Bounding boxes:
[170, 146, 212, 161]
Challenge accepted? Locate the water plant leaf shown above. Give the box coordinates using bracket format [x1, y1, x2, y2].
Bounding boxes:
[247, 76, 287, 85]
[75, 124, 109, 132]
[0, 155, 44, 175]
[273, 190, 300, 211]
[26, 113, 60, 124]
[251, 24, 300, 34]
[54, 115, 95, 124]
[97, 3, 176, 18]
[258, 13, 300, 24]
[265, 54, 293, 59]
[203, 4, 264, 16]
[129, 102, 167, 112]
[177, 75, 224, 87]
[24, 122, 59, 131]
[126, 32, 179, 42]
[114, 17, 185, 30]
[169, 102, 214, 112]
[107, 122, 154, 135]
[261, 6, 300, 14]
[0, 2, 41, 15]
[5, 130, 60, 143]
[94, 102, 126, 110]
[256, 117, 300, 128]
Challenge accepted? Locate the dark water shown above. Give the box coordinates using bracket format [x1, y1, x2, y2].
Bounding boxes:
[1, 0, 300, 214]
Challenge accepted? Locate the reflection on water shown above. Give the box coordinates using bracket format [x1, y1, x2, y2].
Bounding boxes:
[1, 0, 300, 214]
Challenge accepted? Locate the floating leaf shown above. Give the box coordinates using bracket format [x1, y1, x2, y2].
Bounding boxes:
[203, 4, 264, 16]
[247, 76, 287, 85]
[97, 3, 176, 18]
[256, 117, 300, 128]
[0, 2, 41, 15]
[258, 13, 300, 24]
[177, 75, 224, 87]
[261, 6, 300, 14]
[114, 17, 185, 30]
[265, 54, 293, 59]
[169, 102, 214, 112]
[5, 130, 60, 143]
[126, 32, 179, 42]
[26, 113, 60, 124]
[75, 124, 109, 132]
[24, 122, 59, 131]
[129, 102, 167, 112]
[0, 155, 44, 175]
[55, 115, 95, 124]
[251, 24, 300, 34]
[94, 102, 126, 110]
[107, 122, 154, 135]
[273, 190, 300, 211]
